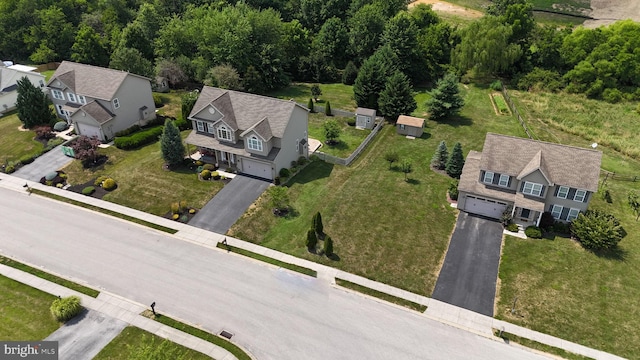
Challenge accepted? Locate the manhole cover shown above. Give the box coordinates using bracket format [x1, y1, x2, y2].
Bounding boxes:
[220, 330, 234, 339]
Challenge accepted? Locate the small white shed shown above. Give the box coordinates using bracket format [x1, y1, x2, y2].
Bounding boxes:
[355, 107, 376, 130]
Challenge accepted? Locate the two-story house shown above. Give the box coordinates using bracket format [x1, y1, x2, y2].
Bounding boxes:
[47, 61, 156, 141]
[0, 63, 46, 115]
[457, 133, 602, 226]
[185, 86, 309, 180]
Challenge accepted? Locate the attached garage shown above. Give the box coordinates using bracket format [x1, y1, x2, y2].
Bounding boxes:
[75, 122, 102, 140]
[241, 158, 273, 180]
[462, 195, 508, 219]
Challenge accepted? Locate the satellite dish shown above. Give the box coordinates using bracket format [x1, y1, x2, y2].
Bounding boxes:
[591, 143, 598, 149]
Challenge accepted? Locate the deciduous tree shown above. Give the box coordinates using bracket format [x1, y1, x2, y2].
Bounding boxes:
[629, 191, 640, 221]
[181, 91, 199, 122]
[268, 186, 290, 212]
[323, 119, 341, 144]
[342, 61, 358, 85]
[205, 64, 243, 91]
[110, 46, 154, 78]
[401, 160, 413, 181]
[385, 151, 399, 169]
[71, 135, 102, 165]
[571, 210, 624, 250]
[348, 4, 386, 63]
[71, 24, 110, 66]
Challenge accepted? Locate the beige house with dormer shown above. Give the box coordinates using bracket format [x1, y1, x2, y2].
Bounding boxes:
[457, 133, 602, 226]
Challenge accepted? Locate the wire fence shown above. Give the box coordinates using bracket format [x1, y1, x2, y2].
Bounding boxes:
[601, 169, 640, 183]
[313, 117, 385, 166]
[501, 86, 537, 140]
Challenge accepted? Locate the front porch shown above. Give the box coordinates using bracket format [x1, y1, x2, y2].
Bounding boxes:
[512, 193, 545, 228]
[191, 148, 238, 172]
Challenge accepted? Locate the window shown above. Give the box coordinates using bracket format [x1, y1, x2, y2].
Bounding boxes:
[520, 209, 531, 219]
[52, 90, 64, 100]
[551, 205, 563, 219]
[522, 181, 543, 196]
[400, 124, 405, 130]
[247, 136, 263, 151]
[483, 171, 494, 184]
[113, 98, 120, 109]
[217, 125, 231, 141]
[574, 189, 587, 202]
[557, 186, 569, 199]
[567, 208, 580, 221]
[196, 121, 204, 132]
[67, 92, 77, 103]
[77, 95, 86, 105]
[499, 174, 510, 187]
[207, 123, 215, 134]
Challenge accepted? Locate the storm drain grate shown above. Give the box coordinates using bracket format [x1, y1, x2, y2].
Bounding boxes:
[220, 330, 234, 339]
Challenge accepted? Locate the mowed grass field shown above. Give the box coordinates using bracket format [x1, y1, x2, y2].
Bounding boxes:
[0, 113, 43, 165]
[308, 113, 370, 158]
[267, 83, 356, 112]
[230, 84, 527, 295]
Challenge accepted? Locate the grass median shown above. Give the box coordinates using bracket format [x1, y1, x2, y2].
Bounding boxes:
[336, 278, 427, 312]
[494, 329, 593, 360]
[216, 242, 317, 277]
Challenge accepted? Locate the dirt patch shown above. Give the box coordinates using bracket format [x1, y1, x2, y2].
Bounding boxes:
[583, 0, 640, 28]
[409, 0, 484, 18]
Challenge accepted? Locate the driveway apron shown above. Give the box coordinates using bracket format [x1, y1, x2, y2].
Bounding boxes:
[44, 309, 127, 360]
[13, 146, 73, 182]
[432, 212, 504, 316]
[189, 174, 271, 233]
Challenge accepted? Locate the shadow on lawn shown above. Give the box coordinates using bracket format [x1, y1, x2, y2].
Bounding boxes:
[592, 245, 627, 261]
[288, 161, 333, 185]
[445, 115, 473, 127]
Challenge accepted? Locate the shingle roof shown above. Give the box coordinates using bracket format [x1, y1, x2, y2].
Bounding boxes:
[480, 133, 601, 191]
[458, 151, 516, 203]
[77, 101, 115, 124]
[189, 86, 301, 138]
[397, 115, 424, 128]
[356, 107, 376, 117]
[240, 117, 273, 141]
[47, 61, 149, 101]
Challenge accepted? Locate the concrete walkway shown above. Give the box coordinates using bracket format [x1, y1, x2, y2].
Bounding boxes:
[0, 172, 624, 360]
[12, 146, 73, 182]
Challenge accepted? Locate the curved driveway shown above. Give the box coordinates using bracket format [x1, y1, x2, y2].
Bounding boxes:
[0, 187, 549, 360]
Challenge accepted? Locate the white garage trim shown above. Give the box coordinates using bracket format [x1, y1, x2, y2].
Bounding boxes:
[463, 195, 508, 219]
[76, 123, 102, 140]
[241, 158, 273, 180]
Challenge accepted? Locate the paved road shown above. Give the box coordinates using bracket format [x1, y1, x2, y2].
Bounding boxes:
[0, 188, 549, 360]
[432, 213, 504, 316]
[189, 175, 270, 233]
[13, 146, 73, 182]
[44, 309, 126, 360]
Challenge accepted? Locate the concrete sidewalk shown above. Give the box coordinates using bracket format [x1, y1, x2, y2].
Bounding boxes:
[0, 263, 241, 360]
[0, 172, 624, 360]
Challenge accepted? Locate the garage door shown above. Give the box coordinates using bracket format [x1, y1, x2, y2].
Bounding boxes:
[242, 159, 273, 180]
[76, 123, 102, 140]
[463, 195, 508, 219]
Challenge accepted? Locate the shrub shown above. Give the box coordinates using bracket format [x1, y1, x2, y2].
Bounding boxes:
[114, 125, 141, 137]
[506, 223, 519, 232]
[279, 168, 291, 178]
[53, 121, 68, 131]
[5, 164, 15, 173]
[189, 209, 196, 214]
[195, 160, 204, 166]
[571, 210, 624, 250]
[297, 156, 308, 166]
[524, 226, 542, 239]
[489, 80, 503, 91]
[174, 118, 190, 130]
[82, 186, 95, 195]
[306, 229, 318, 250]
[325, 101, 332, 116]
[34, 125, 54, 140]
[94, 176, 108, 187]
[170, 202, 180, 214]
[324, 236, 334, 256]
[212, 171, 220, 180]
[56, 183, 63, 188]
[517, 68, 565, 92]
[602, 88, 623, 103]
[180, 215, 188, 222]
[539, 211, 555, 230]
[44, 138, 64, 152]
[308, 98, 314, 113]
[45, 171, 58, 181]
[59, 173, 67, 179]
[179, 200, 188, 212]
[553, 221, 570, 234]
[203, 164, 216, 171]
[274, 176, 281, 185]
[50, 296, 82, 322]
[201, 169, 211, 180]
[102, 178, 117, 191]
[448, 180, 459, 200]
[114, 126, 163, 149]
[347, 119, 356, 126]
[19, 154, 35, 165]
[172, 214, 180, 220]
[153, 93, 164, 107]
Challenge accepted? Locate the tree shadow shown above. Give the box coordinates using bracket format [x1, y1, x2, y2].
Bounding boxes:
[283, 207, 300, 219]
[405, 178, 420, 185]
[326, 140, 348, 150]
[417, 132, 432, 140]
[443, 114, 473, 127]
[591, 246, 627, 261]
[288, 161, 334, 185]
[390, 165, 402, 172]
[327, 253, 340, 261]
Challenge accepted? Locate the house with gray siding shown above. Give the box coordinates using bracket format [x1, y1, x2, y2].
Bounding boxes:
[47, 61, 156, 141]
[0, 63, 46, 115]
[457, 133, 602, 227]
[185, 86, 309, 180]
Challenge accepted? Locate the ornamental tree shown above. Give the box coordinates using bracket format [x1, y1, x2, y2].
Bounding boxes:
[71, 135, 101, 165]
[571, 210, 624, 250]
[323, 119, 341, 144]
[384, 151, 399, 169]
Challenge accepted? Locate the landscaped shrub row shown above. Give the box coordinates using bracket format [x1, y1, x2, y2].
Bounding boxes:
[114, 126, 163, 149]
[114, 124, 141, 137]
[50, 296, 83, 322]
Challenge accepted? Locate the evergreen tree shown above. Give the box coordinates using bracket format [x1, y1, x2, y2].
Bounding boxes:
[16, 77, 55, 129]
[446, 142, 465, 178]
[307, 98, 315, 113]
[378, 71, 417, 122]
[342, 61, 358, 85]
[325, 101, 332, 116]
[430, 140, 448, 170]
[324, 236, 333, 256]
[311, 84, 322, 101]
[313, 212, 324, 238]
[353, 45, 399, 109]
[160, 119, 185, 167]
[426, 73, 464, 121]
[306, 229, 318, 251]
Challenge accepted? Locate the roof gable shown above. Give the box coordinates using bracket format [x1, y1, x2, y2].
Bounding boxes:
[72, 100, 114, 124]
[397, 115, 424, 128]
[480, 133, 602, 192]
[356, 107, 376, 117]
[240, 117, 273, 141]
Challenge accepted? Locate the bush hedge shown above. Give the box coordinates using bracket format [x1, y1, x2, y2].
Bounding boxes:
[203, 164, 216, 171]
[50, 296, 83, 322]
[114, 126, 163, 149]
[505, 223, 519, 232]
[94, 176, 108, 187]
[174, 118, 190, 130]
[279, 168, 291, 178]
[153, 93, 164, 107]
[201, 169, 211, 180]
[19, 154, 36, 165]
[102, 178, 117, 190]
[82, 186, 95, 195]
[114, 124, 141, 137]
[524, 226, 542, 239]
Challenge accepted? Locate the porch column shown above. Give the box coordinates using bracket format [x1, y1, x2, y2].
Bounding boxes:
[536, 211, 542, 226]
[511, 205, 516, 217]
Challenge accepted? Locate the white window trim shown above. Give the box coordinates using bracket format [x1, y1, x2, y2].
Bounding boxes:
[499, 174, 510, 187]
[196, 121, 204, 132]
[551, 204, 563, 219]
[207, 123, 215, 134]
[574, 189, 587, 202]
[557, 186, 569, 199]
[77, 95, 86, 105]
[217, 125, 232, 141]
[483, 171, 494, 184]
[52, 90, 64, 100]
[113, 98, 120, 109]
[567, 208, 580, 221]
[522, 181, 543, 197]
[247, 136, 263, 152]
[67, 92, 77, 103]
[296, 139, 299, 151]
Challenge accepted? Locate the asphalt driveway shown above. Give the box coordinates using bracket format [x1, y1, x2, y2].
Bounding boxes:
[44, 309, 127, 360]
[13, 146, 73, 182]
[189, 174, 271, 233]
[432, 212, 504, 316]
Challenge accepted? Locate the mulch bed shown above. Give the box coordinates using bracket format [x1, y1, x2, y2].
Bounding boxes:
[163, 208, 199, 223]
[67, 179, 110, 199]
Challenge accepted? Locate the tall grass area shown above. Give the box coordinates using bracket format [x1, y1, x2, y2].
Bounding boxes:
[230, 84, 527, 295]
[267, 83, 356, 111]
[0, 113, 43, 165]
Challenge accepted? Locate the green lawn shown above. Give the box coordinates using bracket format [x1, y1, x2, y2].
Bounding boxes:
[308, 113, 370, 158]
[230, 84, 526, 295]
[267, 82, 356, 111]
[0, 112, 43, 165]
[0, 275, 60, 340]
[94, 326, 211, 360]
[155, 90, 189, 119]
[40, 70, 55, 82]
[61, 133, 224, 216]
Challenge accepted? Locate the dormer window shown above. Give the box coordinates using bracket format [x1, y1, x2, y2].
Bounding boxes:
[522, 181, 543, 197]
[52, 90, 64, 100]
[247, 135, 263, 151]
[113, 98, 120, 109]
[483, 171, 494, 184]
[498, 174, 510, 187]
[78, 95, 86, 104]
[217, 125, 231, 141]
[67, 92, 77, 103]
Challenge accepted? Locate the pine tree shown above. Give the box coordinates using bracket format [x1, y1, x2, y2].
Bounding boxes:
[16, 77, 55, 129]
[425, 73, 464, 121]
[160, 119, 185, 167]
[446, 142, 465, 178]
[378, 71, 417, 122]
[325, 101, 332, 116]
[313, 212, 324, 238]
[311, 84, 322, 101]
[306, 229, 318, 251]
[430, 140, 448, 170]
[353, 45, 399, 109]
[324, 236, 333, 256]
[307, 98, 315, 113]
[342, 61, 358, 85]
